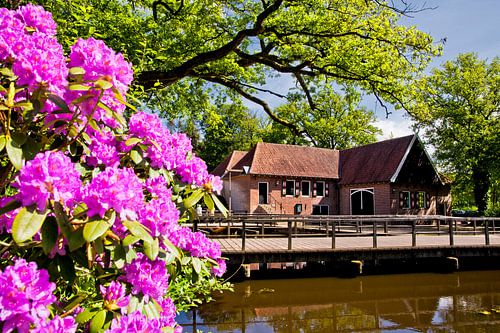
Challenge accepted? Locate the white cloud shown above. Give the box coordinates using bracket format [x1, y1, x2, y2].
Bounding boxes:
[374, 117, 414, 140]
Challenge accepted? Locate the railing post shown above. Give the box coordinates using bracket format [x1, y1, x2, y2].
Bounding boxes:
[384, 220, 388, 234]
[288, 220, 292, 250]
[493, 219, 496, 235]
[332, 220, 336, 249]
[261, 222, 264, 236]
[473, 219, 477, 235]
[227, 217, 231, 236]
[356, 220, 361, 233]
[485, 219, 490, 246]
[437, 217, 441, 233]
[412, 220, 417, 247]
[241, 218, 246, 251]
[372, 221, 377, 248]
[448, 218, 454, 246]
[326, 221, 329, 237]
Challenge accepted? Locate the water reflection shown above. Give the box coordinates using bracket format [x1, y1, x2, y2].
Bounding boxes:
[178, 271, 500, 332]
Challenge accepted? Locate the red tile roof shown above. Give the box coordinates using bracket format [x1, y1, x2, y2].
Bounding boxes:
[212, 150, 247, 176]
[339, 135, 415, 184]
[213, 135, 418, 184]
[235, 142, 340, 179]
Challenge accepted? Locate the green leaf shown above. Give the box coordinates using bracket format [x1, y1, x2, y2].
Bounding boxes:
[10, 132, 27, 146]
[0, 135, 6, 152]
[63, 295, 86, 312]
[83, 220, 110, 242]
[89, 309, 106, 333]
[183, 189, 204, 209]
[144, 237, 159, 260]
[130, 149, 143, 164]
[125, 137, 142, 146]
[12, 207, 48, 243]
[6, 137, 23, 170]
[69, 83, 91, 91]
[68, 228, 86, 252]
[122, 220, 154, 244]
[192, 257, 202, 274]
[211, 192, 229, 217]
[162, 238, 182, 259]
[41, 216, 58, 255]
[76, 307, 99, 324]
[69, 66, 86, 75]
[122, 235, 140, 246]
[95, 79, 113, 90]
[203, 193, 215, 211]
[22, 137, 41, 161]
[48, 94, 71, 114]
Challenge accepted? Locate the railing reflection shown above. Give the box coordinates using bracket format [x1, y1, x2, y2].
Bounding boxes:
[178, 271, 500, 333]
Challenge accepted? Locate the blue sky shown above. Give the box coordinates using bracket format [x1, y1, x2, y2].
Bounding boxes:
[374, 0, 500, 138]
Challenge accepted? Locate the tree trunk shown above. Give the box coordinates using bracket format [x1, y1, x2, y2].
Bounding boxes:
[472, 166, 490, 215]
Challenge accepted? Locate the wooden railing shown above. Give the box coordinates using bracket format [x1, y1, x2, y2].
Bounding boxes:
[191, 215, 500, 251]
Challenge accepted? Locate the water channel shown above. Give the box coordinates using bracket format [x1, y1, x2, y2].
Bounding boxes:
[178, 270, 500, 332]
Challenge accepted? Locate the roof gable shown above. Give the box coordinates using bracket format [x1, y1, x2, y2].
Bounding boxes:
[211, 150, 247, 176]
[339, 135, 415, 185]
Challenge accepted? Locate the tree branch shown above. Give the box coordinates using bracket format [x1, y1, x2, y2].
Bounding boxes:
[137, 0, 283, 88]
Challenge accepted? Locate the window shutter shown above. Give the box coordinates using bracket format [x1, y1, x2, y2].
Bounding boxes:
[325, 182, 330, 197]
[281, 179, 286, 197]
[411, 192, 416, 209]
[313, 182, 317, 197]
[295, 180, 300, 197]
[426, 192, 431, 209]
[399, 191, 404, 208]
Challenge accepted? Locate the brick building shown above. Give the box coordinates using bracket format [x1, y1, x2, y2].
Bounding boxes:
[212, 135, 451, 215]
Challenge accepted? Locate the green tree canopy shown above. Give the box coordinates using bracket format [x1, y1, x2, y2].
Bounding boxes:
[24, 0, 440, 139]
[263, 85, 381, 149]
[408, 53, 500, 214]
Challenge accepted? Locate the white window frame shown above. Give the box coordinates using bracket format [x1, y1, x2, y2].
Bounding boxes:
[316, 181, 325, 197]
[258, 182, 269, 204]
[285, 179, 295, 197]
[301, 180, 311, 197]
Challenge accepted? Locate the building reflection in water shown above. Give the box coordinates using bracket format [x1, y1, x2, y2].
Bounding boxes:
[177, 270, 500, 333]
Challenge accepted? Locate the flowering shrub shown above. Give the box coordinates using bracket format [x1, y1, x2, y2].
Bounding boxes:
[0, 4, 229, 332]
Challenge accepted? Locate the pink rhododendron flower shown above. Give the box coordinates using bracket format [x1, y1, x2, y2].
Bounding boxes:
[122, 253, 169, 301]
[82, 167, 143, 220]
[15, 151, 82, 211]
[0, 196, 20, 234]
[106, 311, 164, 333]
[15, 4, 57, 36]
[100, 281, 130, 311]
[0, 258, 56, 332]
[32, 316, 77, 333]
[67, 38, 133, 128]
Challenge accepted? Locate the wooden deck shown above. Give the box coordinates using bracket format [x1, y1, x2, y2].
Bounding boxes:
[201, 215, 500, 266]
[216, 234, 500, 254]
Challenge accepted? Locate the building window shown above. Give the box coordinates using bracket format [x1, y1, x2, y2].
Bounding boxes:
[316, 181, 325, 197]
[417, 191, 426, 209]
[312, 205, 329, 215]
[400, 191, 411, 209]
[301, 181, 310, 197]
[258, 182, 268, 204]
[285, 180, 295, 196]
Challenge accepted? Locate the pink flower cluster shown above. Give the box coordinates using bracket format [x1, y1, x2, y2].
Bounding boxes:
[0, 197, 19, 234]
[122, 253, 170, 301]
[106, 310, 181, 333]
[82, 167, 144, 220]
[0, 5, 67, 107]
[167, 227, 222, 259]
[67, 37, 133, 128]
[100, 281, 130, 311]
[0, 258, 76, 333]
[15, 151, 82, 211]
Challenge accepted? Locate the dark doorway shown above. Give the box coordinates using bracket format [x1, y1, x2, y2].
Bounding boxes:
[351, 189, 374, 215]
[258, 182, 268, 204]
